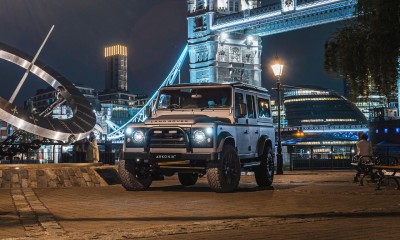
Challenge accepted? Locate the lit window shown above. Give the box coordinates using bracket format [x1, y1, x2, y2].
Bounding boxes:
[376, 129, 379, 134]
[396, 128, 400, 133]
[384, 128, 388, 133]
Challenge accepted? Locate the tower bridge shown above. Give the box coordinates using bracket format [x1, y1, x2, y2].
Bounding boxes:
[187, 0, 357, 86]
[106, 0, 360, 139]
[212, 0, 356, 36]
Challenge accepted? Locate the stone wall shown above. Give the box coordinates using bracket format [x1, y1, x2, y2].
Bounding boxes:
[0, 164, 113, 188]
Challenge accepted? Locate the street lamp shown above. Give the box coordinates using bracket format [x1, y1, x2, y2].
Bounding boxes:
[271, 55, 284, 175]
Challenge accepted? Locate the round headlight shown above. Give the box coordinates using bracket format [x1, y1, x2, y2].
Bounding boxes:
[133, 130, 145, 143]
[193, 130, 206, 144]
[126, 127, 133, 135]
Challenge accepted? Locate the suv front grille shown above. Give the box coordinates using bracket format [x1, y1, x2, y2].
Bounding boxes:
[148, 129, 188, 149]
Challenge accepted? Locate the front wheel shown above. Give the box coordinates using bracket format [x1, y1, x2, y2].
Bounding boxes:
[254, 145, 274, 187]
[118, 159, 153, 191]
[178, 173, 198, 186]
[207, 145, 241, 193]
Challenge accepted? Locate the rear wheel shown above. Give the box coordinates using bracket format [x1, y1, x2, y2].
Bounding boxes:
[207, 145, 240, 193]
[254, 145, 274, 187]
[118, 159, 152, 191]
[178, 173, 198, 186]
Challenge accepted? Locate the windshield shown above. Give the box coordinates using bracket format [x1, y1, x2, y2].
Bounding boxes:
[157, 87, 232, 110]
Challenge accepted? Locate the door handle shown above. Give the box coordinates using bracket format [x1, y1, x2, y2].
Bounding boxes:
[244, 130, 249, 134]
[255, 131, 259, 134]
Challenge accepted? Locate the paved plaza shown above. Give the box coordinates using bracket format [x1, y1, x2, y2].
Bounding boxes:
[1, 170, 400, 239]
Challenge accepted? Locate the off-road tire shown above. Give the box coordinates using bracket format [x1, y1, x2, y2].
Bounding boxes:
[207, 144, 240, 193]
[254, 146, 274, 187]
[118, 159, 152, 191]
[178, 173, 198, 186]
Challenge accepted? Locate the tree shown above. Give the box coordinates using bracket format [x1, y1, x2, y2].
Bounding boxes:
[324, 0, 400, 100]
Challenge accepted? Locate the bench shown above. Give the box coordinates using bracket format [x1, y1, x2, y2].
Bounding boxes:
[373, 165, 400, 190]
[351, 155, 377, 186]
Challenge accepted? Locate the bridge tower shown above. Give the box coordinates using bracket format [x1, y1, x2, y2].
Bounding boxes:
[187, 0, 262, 86]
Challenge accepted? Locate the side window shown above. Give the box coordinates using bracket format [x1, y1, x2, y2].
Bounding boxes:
[246, 95, 256, 118]
[235, 92, 245, 117]
[157, 94, 170, 109]
[258, 97, 271, 118]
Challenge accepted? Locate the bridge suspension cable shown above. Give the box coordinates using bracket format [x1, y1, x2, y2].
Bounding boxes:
[106, 44, 188, 140]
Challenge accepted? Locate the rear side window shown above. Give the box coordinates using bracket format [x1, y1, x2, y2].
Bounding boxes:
[235, 92, 245, 117]
[246, 95, 256, 118]
[257, 97, 270, 118]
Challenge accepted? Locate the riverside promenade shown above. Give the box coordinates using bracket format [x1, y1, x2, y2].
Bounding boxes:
[1, 169, 400, 240]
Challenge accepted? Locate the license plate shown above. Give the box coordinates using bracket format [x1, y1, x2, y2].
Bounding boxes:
[151, 153, 181, 161]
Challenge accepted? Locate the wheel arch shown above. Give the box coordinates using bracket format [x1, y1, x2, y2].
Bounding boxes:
[216, 131, 235, 152]
[257, 135, 273, 156]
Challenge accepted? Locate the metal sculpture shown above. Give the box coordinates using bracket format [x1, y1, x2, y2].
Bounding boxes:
[0, 42, 96, 142]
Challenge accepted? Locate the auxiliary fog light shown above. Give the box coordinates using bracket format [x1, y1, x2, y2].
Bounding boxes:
[126, 127, 133, 135]
[205, 127, 213, 135]
[133, 130, 145, 143]
[194, 130, 206, 144]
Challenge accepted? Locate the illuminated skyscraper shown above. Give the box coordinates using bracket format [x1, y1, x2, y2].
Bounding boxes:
[104, 45, 128, 91]
[100, 44, 148, 128]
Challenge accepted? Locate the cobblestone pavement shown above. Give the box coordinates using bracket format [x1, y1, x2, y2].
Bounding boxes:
[1, 170, 400, 239]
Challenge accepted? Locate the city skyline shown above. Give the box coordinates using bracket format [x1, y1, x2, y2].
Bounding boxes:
[0, 0, 348, 105]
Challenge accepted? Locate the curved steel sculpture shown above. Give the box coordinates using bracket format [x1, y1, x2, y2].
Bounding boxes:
[0, 42, 96, 142]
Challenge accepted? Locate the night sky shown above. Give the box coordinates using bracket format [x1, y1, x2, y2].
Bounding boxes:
[0, 0, 348, 105]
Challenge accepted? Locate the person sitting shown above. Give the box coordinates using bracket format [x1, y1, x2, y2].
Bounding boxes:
[354, 133, 376, 183]
[259, 105, 270, 118]
[356, 134, 373, 156]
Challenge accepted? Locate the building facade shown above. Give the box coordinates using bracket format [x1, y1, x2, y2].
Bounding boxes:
[99, 91, 147, 126]
[271, 86, 369, 170]
[284, 87, 367, 127]
[187, 0, 262, 86]
[26, 84, 100, 120]
[99, 44, 148, 130]
[1, 121, 12, 141]
[104, 45, 128, 91]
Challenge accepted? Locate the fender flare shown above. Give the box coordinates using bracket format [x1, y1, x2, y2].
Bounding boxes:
[216, 131, 235, 152]
[257, 135, 273, 156]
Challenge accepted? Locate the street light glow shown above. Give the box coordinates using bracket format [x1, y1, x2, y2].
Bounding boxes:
[271, 56, 284, 77]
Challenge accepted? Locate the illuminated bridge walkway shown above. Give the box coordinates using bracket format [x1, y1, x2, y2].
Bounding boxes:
[212, 0, 357, 36]
[106, 0, 358, 140]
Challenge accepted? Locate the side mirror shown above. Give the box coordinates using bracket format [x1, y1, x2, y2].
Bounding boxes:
[239, 103, 247, 116]
[145, 105, 152, 118]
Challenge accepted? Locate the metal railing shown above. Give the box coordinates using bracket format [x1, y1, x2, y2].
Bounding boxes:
[286, 143, 400, 170]
[289, 152, 353, 170]
[0, 143, 123, 165]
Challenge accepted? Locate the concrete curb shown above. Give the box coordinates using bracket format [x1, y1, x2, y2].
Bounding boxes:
[0, 164, 117, 188]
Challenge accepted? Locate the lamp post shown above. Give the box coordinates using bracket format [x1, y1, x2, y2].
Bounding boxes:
[271, 56, 284, 175]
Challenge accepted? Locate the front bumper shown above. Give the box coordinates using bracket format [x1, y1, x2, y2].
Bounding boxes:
[122, 152, 219, 162]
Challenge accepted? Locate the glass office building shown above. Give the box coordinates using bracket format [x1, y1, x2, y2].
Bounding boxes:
[284, 87, 367, 127]
[279, 87, 368, 170]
